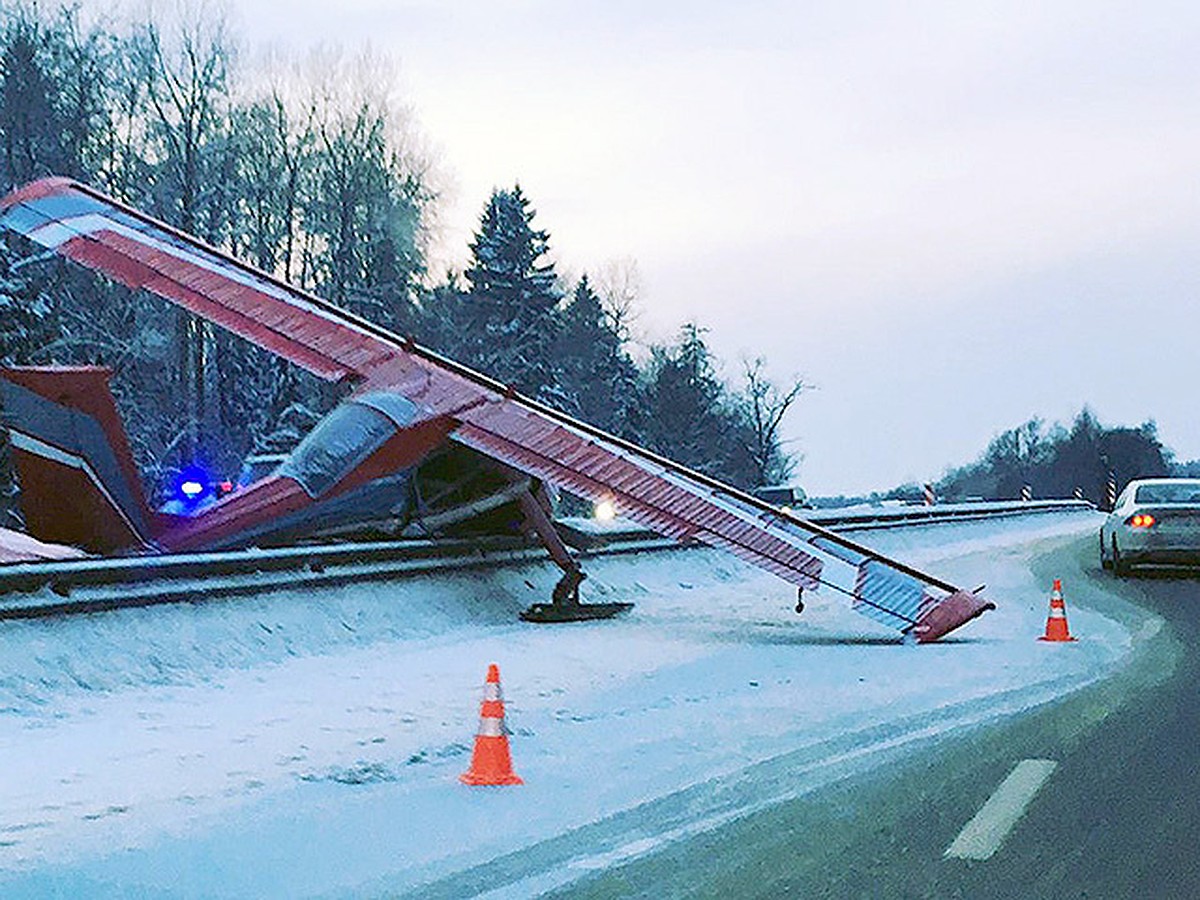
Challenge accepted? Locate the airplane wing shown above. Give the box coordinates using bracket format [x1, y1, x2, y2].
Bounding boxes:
[0, 178, 401, 382]
[0, 177, 994, 641]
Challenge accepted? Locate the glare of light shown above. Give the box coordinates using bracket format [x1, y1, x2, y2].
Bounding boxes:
[594, 500, 616, 521]
[780, 505, 793, 514]
[180, 480, 204, 499]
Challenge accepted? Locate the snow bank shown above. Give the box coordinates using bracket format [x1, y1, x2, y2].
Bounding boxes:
[0, 511, 1130, 897]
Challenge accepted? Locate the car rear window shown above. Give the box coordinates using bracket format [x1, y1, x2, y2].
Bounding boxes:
[1134, 483, 1200, 504]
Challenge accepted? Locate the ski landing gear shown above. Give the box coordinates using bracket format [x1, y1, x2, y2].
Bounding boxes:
[519, 568, 633, 622]
[515, 484, 632, 623]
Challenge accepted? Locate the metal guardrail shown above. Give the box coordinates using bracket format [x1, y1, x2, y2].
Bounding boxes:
[0, 500, 1095, 619]
[555, 499, 1094, 546]
[808, 498, 1094, 530]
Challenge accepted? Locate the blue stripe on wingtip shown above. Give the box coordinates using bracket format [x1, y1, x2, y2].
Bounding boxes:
[0, 193, 109, 236]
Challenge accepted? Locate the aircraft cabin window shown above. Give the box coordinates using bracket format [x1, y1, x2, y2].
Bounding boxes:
[280, 402, 397, 498]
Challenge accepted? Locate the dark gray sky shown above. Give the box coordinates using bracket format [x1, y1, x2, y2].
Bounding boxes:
[230, 0, 1200, 494]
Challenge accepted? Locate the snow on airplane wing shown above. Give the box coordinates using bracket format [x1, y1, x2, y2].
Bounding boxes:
[0, 178, 994, 641]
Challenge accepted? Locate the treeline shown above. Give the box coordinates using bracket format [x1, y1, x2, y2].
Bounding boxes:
[0, 2, 802, 515]
[0, 3, 432, 502]
[889, 408, 1187, 507]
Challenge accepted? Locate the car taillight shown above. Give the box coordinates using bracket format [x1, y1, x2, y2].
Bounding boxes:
[1128, 513, 1156, 528]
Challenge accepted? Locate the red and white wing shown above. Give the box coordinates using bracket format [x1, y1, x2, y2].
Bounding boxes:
[0, 178, 400, 381]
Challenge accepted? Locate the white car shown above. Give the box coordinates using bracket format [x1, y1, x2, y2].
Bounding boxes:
[1100, 477, 1200, 575]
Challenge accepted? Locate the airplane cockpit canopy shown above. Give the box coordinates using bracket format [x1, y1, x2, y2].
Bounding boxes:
[279, 392, 418, 498]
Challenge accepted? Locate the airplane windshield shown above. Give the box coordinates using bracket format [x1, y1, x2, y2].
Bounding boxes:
[279, 402, 396, 498]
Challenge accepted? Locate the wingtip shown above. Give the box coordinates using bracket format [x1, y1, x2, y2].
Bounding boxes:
[914, 589, 996, 643]
[0, 176, 79, 213]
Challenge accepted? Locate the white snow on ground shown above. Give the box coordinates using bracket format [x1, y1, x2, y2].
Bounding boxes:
[0, 512, 1131, 897]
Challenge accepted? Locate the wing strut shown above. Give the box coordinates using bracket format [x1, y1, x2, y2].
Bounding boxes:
[515, 483, 632, 623]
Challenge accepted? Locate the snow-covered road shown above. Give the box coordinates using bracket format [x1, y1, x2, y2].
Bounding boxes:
[0, 511, 1134, 897]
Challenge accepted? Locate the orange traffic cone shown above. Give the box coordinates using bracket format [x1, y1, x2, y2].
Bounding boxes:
[1038, 579, 1077, 642]
[460, 664, 523, 786]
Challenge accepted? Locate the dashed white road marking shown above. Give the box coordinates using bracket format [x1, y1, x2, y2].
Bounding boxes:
[945, 758, 1057, 861]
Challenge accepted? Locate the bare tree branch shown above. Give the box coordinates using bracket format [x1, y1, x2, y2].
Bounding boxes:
[740, 356, 808, 486]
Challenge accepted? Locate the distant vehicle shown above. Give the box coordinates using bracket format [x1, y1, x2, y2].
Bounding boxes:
[1100, 478, 1200, 575]
[752, 484, 811, 512]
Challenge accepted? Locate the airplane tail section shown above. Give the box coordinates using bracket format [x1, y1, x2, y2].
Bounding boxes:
[0, 366, 155, 553]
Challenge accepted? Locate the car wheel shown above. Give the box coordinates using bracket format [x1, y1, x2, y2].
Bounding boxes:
[1112, 536, 1129, 577]
[1100, 531, 1112, 570]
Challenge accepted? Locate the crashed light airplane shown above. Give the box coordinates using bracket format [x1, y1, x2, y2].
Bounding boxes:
[0, 177, 994, 640]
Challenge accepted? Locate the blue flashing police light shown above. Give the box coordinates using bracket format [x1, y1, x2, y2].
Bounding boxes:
[176, 465, 210, 504]
[180, 479, 205, 500]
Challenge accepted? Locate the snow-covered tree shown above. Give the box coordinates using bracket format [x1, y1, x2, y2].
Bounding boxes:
[630, 324, 731, 476]
[462, 185, 563, 399]
[0, 246, 53, 365]
[0, 8, 71, 185]
[0, 2, 440, 502]
[555, 273, 638, 431]
[305, 52, 427, 331]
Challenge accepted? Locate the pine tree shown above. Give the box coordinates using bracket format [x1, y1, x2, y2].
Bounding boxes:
[414, 273, 470, 358]
[463, 185, 563, 400]
[556, 274, 638, 431]
[631, 324, 729, 477]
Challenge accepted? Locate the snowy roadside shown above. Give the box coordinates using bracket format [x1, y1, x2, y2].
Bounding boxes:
[0, 511, 1131, 897]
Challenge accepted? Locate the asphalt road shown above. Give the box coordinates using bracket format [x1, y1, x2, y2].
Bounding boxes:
[556, 536, 1198, 899]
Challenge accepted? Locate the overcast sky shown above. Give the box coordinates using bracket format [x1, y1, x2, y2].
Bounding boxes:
[229, 0, 1200, 495]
